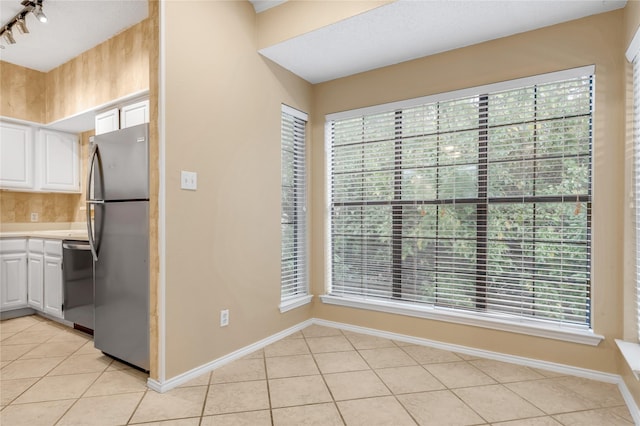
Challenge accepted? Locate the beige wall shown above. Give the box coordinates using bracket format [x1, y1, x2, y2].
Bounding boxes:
[163, 0, 313, 377]
[45, 20, 151, 123]
[624, 0, 640, 49]
[0, 61, 46, 123]
[257, 0, 394, 49]
[311, 10, 626, 374]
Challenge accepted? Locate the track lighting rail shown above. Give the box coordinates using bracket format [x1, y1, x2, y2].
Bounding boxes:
[1, 0, 47, 49]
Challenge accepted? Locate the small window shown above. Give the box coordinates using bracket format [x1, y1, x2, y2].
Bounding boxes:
[281, 105, 309, 305]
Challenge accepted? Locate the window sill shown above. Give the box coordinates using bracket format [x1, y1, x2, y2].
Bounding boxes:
[320, 295, 604, 346]
[279, 295, 313, 313]
[616, 340, 640, 380]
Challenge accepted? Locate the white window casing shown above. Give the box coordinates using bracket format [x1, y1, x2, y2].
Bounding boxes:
[280, 105, 311, 312]
[324, 66, 601, 344]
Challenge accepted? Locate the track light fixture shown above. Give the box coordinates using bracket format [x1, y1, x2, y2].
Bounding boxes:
[15, 14, 29, 34]
[0, 0, 47, 49]
[3, 27, 16, 44]
[33, 2, 47, 23]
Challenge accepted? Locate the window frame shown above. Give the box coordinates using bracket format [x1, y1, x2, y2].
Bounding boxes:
[280, 104, 312, 312]
[322, 66, 603, 345]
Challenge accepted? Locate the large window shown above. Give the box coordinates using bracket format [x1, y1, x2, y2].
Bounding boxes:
[281, 105, 309, 307]
[327, 67, 593, 330]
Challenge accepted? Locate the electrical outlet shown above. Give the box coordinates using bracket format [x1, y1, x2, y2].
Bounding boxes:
[220, 309, 229, 327]
[180, 171, 197, 190]
[30, 212, 39, 222]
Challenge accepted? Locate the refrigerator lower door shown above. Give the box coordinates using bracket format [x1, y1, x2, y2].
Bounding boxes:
[94, 201, 149, 371]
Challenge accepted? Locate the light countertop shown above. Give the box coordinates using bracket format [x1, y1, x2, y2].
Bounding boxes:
[0, 230, 89, 241]
[0, 223, 89, 241]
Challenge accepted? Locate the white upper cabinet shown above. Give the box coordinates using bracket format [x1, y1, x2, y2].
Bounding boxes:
[0, 121, 80, 193]
[96, 99, 149, 135]
[95, 107, 120, 135]
[0, 122, 34, 189]
[39, 130, 80, 192]
[121, 100, 149, 129]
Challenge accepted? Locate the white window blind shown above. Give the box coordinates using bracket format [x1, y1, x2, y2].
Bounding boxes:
[634, 55, 640, 341]
[327, 69, 593, 328]
[281, 105, 308, 302]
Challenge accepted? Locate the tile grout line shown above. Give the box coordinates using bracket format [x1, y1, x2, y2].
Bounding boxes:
[197, 370, 213, 425]
[125, 388, 150, 425]
[262, 345, 275, 426]
[308, 329, 357, 425]
[303, 327, 348, 426]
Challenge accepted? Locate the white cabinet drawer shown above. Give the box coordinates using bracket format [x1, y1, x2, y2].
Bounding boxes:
[44, 240, 62, 257]
[0, 239, 27, 253]
[28, 238, 44, 253]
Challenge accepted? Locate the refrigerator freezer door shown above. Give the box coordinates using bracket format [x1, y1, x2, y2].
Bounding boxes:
[94, 123, 149, 201]
[94, 201, 149, 371]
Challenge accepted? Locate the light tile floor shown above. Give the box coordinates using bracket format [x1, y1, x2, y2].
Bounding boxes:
[0, 315, 634, 425]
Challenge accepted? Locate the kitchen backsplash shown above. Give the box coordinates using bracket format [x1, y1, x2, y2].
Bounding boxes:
[0, 191, 83, 224]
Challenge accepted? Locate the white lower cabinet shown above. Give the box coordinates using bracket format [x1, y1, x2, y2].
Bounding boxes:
[43, 255, 63, 318]
[42, 240, 63, 319]
[1, 238, 63, 319]
[27, 253, 44, 310]
[0, 239, 28, 311]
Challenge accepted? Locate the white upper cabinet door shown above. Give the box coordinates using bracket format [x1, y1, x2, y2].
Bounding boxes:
[120, 100, 149, 129]
[95, 107, 120, 135]
[38, 130, 80, 192]
[0, 121, 33, 190]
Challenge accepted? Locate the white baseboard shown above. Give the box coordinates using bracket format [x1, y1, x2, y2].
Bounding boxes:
[147, 318, 314, 393]
[146, 316, 640, 424]
[618, 380, 640, 425]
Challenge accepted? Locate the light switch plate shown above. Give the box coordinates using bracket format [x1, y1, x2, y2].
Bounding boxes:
[181, 171, 197, 190]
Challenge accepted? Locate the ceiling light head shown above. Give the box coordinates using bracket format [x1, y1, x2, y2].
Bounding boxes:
[2, 27, 16, 44]
[15, 15, 29, 34]
[33, 2, 47, 23]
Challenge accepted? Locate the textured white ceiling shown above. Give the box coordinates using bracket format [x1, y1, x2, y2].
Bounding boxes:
[259, 0, 627, 84]
[0, 0, 148, 72]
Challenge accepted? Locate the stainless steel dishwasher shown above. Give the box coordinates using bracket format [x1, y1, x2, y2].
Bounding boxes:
[62, 240, 94, 332]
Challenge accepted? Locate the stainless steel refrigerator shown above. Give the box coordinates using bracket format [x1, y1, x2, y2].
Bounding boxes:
[86, 123, 149, 371]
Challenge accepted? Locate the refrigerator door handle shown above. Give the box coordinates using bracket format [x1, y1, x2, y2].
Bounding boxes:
[86, 144, 100, 261]
[87, 202, 98, 261]
[62, 242, 92, 251]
